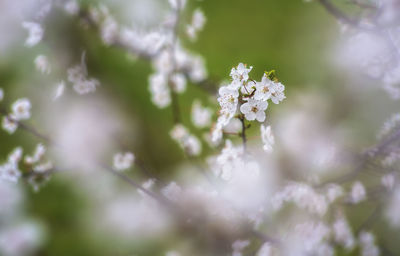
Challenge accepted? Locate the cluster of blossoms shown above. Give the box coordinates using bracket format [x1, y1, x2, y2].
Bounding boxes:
[67, 53, 100, 95]
[323, 0, 400, 99]
[212, 63, 285, 147]
[0, 144, 53, 190]
[1, 96, 32, 134]
[87, 1, 207, 108]
[170, 124, 202, 156]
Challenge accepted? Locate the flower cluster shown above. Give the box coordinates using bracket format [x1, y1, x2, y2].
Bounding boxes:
[67, 54, 100, 95]
[170, 124, 202, 156]
[212, 63, 285, 144]
[1, 97, 32, 134]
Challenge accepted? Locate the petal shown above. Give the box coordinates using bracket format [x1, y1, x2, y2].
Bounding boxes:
[256, 111, 266, 122]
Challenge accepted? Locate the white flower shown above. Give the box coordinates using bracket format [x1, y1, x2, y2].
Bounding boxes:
[256, 243, 273, 256]
[11, 98, 31, 121]
[359, 232, 379, 256]
[166, 251, 181, 256]
[113, 152, 135, 171]
[22, 22, 44, 47]
[168, 0, 186, 10]
[260, 125, 274, 152]
[240, 99, 268, 122]
[230, 63, 252, 82]
[34, 55, 51, 74]
[0, 162, 21, 183]
[2, 116, 18, 134]
[68, 65, 86, 84]
[186, 9, 206, 41]
[101, 17, 119, 45]
[270, 82, 286, 104]
[218, 86, 239, 115]
[73, 78, 100, 95]
[0, 88, 3, 101]
[25, 144, 46, 165]
[381, 173, 395, 190]
[53, 81, 65, 100]
[192, 9, 206, 30]
[161, 182, 182, 201]
[254, 75, 274, 101]
[149, 73, 171, 108]
[170, 125, 202, 156]
[191, 100, 212, 128]
[0, 148, 23, 183]
[232, 240, 250, 256]
[64, 0, 79, 15]
[8, 147, 23, 164]
[170, 73, 186, 93]
[333, 216, 355, 250]
[350, 181, 366, 204]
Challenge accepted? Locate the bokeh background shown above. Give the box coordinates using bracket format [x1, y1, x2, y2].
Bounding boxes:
[1, 0, 400, 255]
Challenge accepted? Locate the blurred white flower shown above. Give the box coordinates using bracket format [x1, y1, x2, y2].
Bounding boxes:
[11, 98, 31, 121]
[260, 125, 274, 152]
[2, 116, 18, 134]
[22, 21, 43, 47]
[359, 231, 379, 256]
[332, 215, 355, 250]
[34, 55, 51, 74]
[350, 181, 366, 204]
[64, 0, 79, 15]
[113, 152, 135, 171]
[191, 100, 212, 128]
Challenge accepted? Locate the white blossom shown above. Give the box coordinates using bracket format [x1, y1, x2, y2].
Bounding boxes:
[24, 144, 46, 165]
[170, 124, 201, 156]
[256, 243, 273, 256]
[385, 186, 400, 227]
[64, 0, 79, 15]
[359, 232, 379, 256]
[168, 0, 186, 10]
[161, 182, 182, 201]
[186, 9, 206, 41]
[332, 215, 355, 250]
[11, 98, 31, 121]
[0, 148, 23, 183]
[149, 73, 171, 108]
[113, 152, 135, 171]
[230, 63, 252, 82]
[191, 100, 212, 128]
[0, 88, 3, 101]
[350, 181, 366, 204]
[34, 55, 51, 74]
[232, 240, 250, 256]
[2, 116, 18, 134]
[381, 173, 395, 190]
[271, 182, 328, 216]
[22, 22, 43, 47]
[67, 56, 100, 95]
[240, 99, 268, 122]
[260, 125, 274, 152]
[170, 73, 186, 93]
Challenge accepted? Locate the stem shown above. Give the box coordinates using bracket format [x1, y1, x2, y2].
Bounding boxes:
[239, 116, 247, 151]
